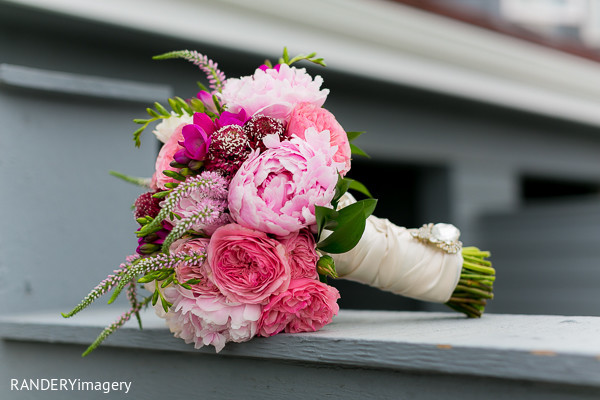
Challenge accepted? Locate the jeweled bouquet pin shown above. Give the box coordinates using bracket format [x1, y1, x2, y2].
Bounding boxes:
[63, 48, 494, 356]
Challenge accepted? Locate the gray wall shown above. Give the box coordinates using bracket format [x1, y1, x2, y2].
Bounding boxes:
[2, 2, 600, 318]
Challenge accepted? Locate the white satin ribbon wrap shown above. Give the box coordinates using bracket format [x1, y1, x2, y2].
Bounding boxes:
[325, 195, 463, 303]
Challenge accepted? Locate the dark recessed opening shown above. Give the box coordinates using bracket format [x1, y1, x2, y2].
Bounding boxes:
[328, 159, 425, 311]
[521, 176, 600, 203]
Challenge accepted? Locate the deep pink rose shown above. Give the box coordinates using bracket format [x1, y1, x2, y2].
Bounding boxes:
[151, 124, 186, 190]
[257, 278, 340, 337]
[287, 103, 351, 175]
[228, 128, 343, 236]
[207, 223, 291, 304]
[278, 229, 319, 279]
[169, 238, 220, 296]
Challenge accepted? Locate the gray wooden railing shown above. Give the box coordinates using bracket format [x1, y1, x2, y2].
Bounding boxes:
[1, 309, 600, 399]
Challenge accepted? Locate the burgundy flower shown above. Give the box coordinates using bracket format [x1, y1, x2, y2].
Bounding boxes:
[134, 191, 162, 219]
[243, 114, 287, 152]
[205, 125, 251, 176]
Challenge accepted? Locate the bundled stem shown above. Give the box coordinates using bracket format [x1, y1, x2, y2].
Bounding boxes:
[445, 247, 494, 318]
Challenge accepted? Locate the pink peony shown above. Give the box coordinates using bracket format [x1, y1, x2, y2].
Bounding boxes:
[160, 285, 262, 352]
[257, 278, 340, 337]
[220, 63, 329, 120]
[207, 224, 291, 304]
[228, 128, 343, 236]
[287, 103, 351, 175]
[169, 238, 220, 296]
[278, 229, 319, 279]
[151, 124, 186, 190]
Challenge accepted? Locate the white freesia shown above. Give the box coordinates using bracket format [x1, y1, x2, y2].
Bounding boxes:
[327, 194, 463, 303]
[152, 112, 194, 143]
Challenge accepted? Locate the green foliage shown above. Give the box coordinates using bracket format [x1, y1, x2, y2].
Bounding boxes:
[109, 171, 151, 187]
[316, 198, 377, 254]
[278, 47, 326, 67]
[132, 97, 194, 147]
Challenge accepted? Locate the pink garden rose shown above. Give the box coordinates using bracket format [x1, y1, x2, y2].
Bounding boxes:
[207, 224, 290, 304]
[287, 103, 351, 175]
[257, 278, 340, 337]
[160, 285, 262, 352]
[169, 238, 220, 296]
[278, 229, 319, 279]
[151, 124, 186, 190]
[228, 128, 343, 236]
[220, 63, 329, 120]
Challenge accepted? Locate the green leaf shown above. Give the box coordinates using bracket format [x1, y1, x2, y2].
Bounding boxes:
[348, 179, 373, 198]
[109, 170, 150, 188]
[196, 81, 208, 91]
[350, 143, 370, 158]
[317, 211, 366, 254]
[133, 118, 148, 124]
[317, 199, 377, 253]
[346, 131, 365, 142]
[332, 176, 352, 209]
[315, 205, 338, 241]
[283, 47, 290, 63]
[162, 170, 186, 181]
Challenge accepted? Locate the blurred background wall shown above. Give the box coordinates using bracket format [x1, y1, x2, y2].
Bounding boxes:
[1, 0, 600, 317]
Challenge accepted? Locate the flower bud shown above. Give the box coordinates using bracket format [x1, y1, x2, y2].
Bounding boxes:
[317, 255, 338, 279]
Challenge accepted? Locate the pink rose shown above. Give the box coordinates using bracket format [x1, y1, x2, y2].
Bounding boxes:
[207, 223, 291, 304]
[220, 64, 329, 120]
[169, 238, 220, 296]
[258, 278, 340, 337]
[161, 286, 262, 352]
[278, 229, 319, 279]
[287, 103, 351, 175]
[228, 128, 343, 236]
[151, 123, 186, 190]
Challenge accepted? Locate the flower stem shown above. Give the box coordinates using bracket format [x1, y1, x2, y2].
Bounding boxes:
[445, 247, 494, 318]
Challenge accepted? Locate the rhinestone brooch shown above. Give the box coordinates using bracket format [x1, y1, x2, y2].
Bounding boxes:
[409, 223, 462, 254]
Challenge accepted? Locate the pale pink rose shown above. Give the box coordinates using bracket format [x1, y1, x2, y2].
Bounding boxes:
[151, 124, 186, 190]
[207, 224, 291, 304]
[169, 238, 220, 296]
[161, 286, 262, 352]
[228, 128, 343, 236]
[220, 64, 329, 120]
[278, 229, 319, 279]
[287, 103, 351, 175]
[257, 278, 340, 337]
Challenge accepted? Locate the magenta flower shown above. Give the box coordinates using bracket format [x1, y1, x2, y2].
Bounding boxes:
[176, 113, 215, 162]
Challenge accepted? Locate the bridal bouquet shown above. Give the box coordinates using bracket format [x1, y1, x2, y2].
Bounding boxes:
[63, 49, 494, 356]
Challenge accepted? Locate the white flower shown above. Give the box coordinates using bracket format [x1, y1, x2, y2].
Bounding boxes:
[152, 112, 194, 144]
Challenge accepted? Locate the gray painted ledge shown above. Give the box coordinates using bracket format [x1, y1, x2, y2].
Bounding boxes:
[1, 309, 600, 387]
[0, 64, 171, 102]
